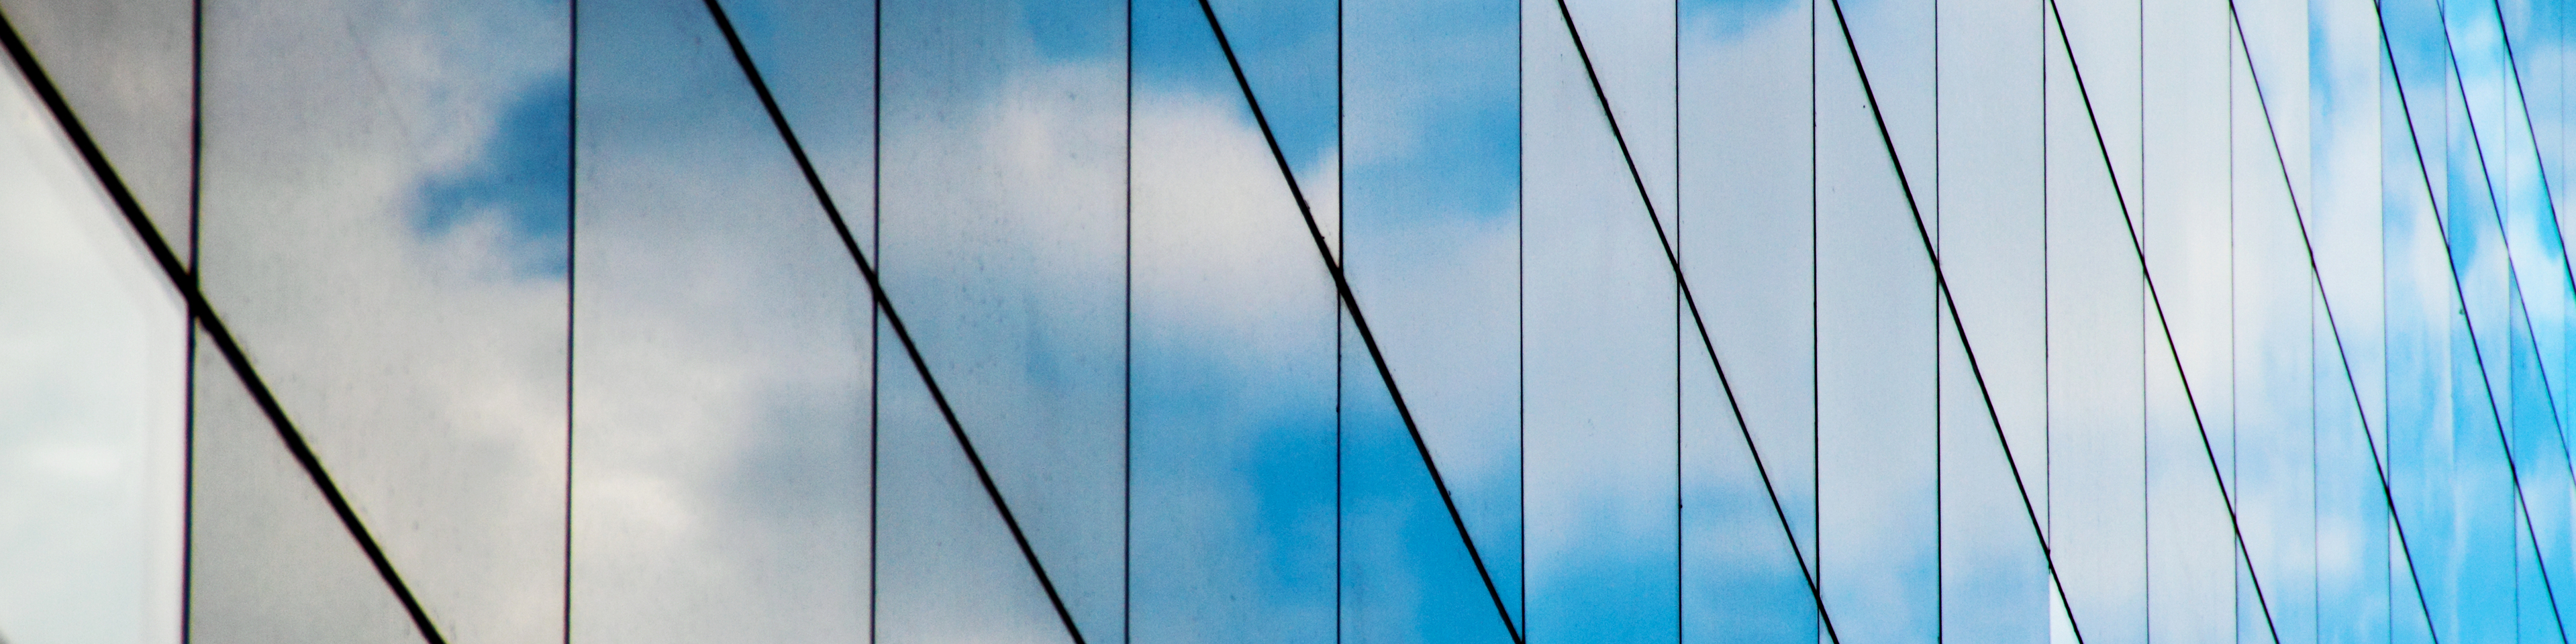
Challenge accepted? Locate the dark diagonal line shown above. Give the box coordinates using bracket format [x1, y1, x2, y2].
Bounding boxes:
[2428, 0, 2576, 498]
[2486, 0, 2576, 504]
[2426, 7, 2576, 635]
[1190, 3, 1522, 642]
[2040, 3, 2286, 641]
[1808, 1, 2101, 642]
[696, 3, 1087, 643]
[2373, 4, 2575, 640]
[2421, 0, 2576, 528]
[0, 12, 450, 644]
[2224, 7, 2446, 641]
[1547, 3, 1848, 643]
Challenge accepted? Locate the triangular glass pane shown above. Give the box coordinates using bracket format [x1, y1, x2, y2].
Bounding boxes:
[874, 332, 1076, 643]
[0, 0, 194, 260]
[1339, 331, 1520, 644]
[186, 336, 425, 644]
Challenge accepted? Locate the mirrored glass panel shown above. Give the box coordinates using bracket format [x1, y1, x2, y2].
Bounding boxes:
[0, 50, 183, 644]
[1677, 0, 1820, 641]
[1130, 0, 1338, 641]
[875, 0, 1126, 641]
[570, 0, 873, 641]
[14, 1, 2576, 641]
[1340, 0, 1522, 641]
[191, 0, 571, 641]
[0, 0, 193, 258]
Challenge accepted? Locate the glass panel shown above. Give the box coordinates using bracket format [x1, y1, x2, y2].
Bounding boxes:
[186, 333, 422, 644]
[1932, 0, 2049, 640]
[0, 52, 184, 644]
[1130, 0, 1338, 641]
[568, 0, 873, 641]
[2140, 0, 2244, 641]
[1816, 0, 1937, 641]
[0, 0, 193, 260]
[2381, 0, 2520, 637]
[193, 0, 571, 641]
[2447, 0, 2576, 633]
[1678, 0, 1817, 641]
[2228, 9, 2326, 644]
[2375, 11, 2442, 644]
[875, 0, 1126, 640]
[874, 342, 1082, 643]
[1339, 0, 1522, 639]
[1522, 1, 1679, 642]
[2044, 1, 2146, 641]
[25, 2, 2576, 641]
[2305, 0, 2393, 639]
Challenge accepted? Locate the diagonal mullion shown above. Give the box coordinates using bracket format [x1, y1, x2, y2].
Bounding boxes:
[2373, 1, 2576, 639]
[1188, 1, 1526, 642]
[0, 11, 450, 644]
[2223, 7, 2449, 641]
[692, 1, 1091, 643]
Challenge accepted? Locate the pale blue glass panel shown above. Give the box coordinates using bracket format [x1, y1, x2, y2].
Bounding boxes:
[1523, 0, 1679, 641]
[1339, 326, 1523, 644]
[0, 0, 194, 260]
[2435, 9, 2536, 639]
[2305, 0, 2395, 639]
[874, 0, 1126, 641]
[2140, 0, 2244, 641]
[1340, 0, 1523, 639]
[2448, 0, 2576, 630]
[2377, 26, 2459, 644]
[1130, 0, 1338, 641]
[571, 0, 873, 641]
[2382, 1, 2521, 635]
[1817, 1, 1937, 641]
[195, 0, 570, 640]
[1932, 0, 2050, 640]
[2479, 0, 2576, 454]
[2232, 7, 2327, 644]
[2507, 295, 2576, 643]
[0, 56, 184, 644]
[2501, 0, 2576, 312]
[875, 331, 1082, 644]
[1679, 0, 1818, 641]
[2045, 1, 2146, 640]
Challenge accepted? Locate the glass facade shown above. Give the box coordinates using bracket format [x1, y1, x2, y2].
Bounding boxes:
[5, 0, 2576, 642]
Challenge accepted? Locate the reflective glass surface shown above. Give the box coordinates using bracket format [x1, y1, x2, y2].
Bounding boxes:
[0, 50, 183, 644]
[13, 0, 2576, 642]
